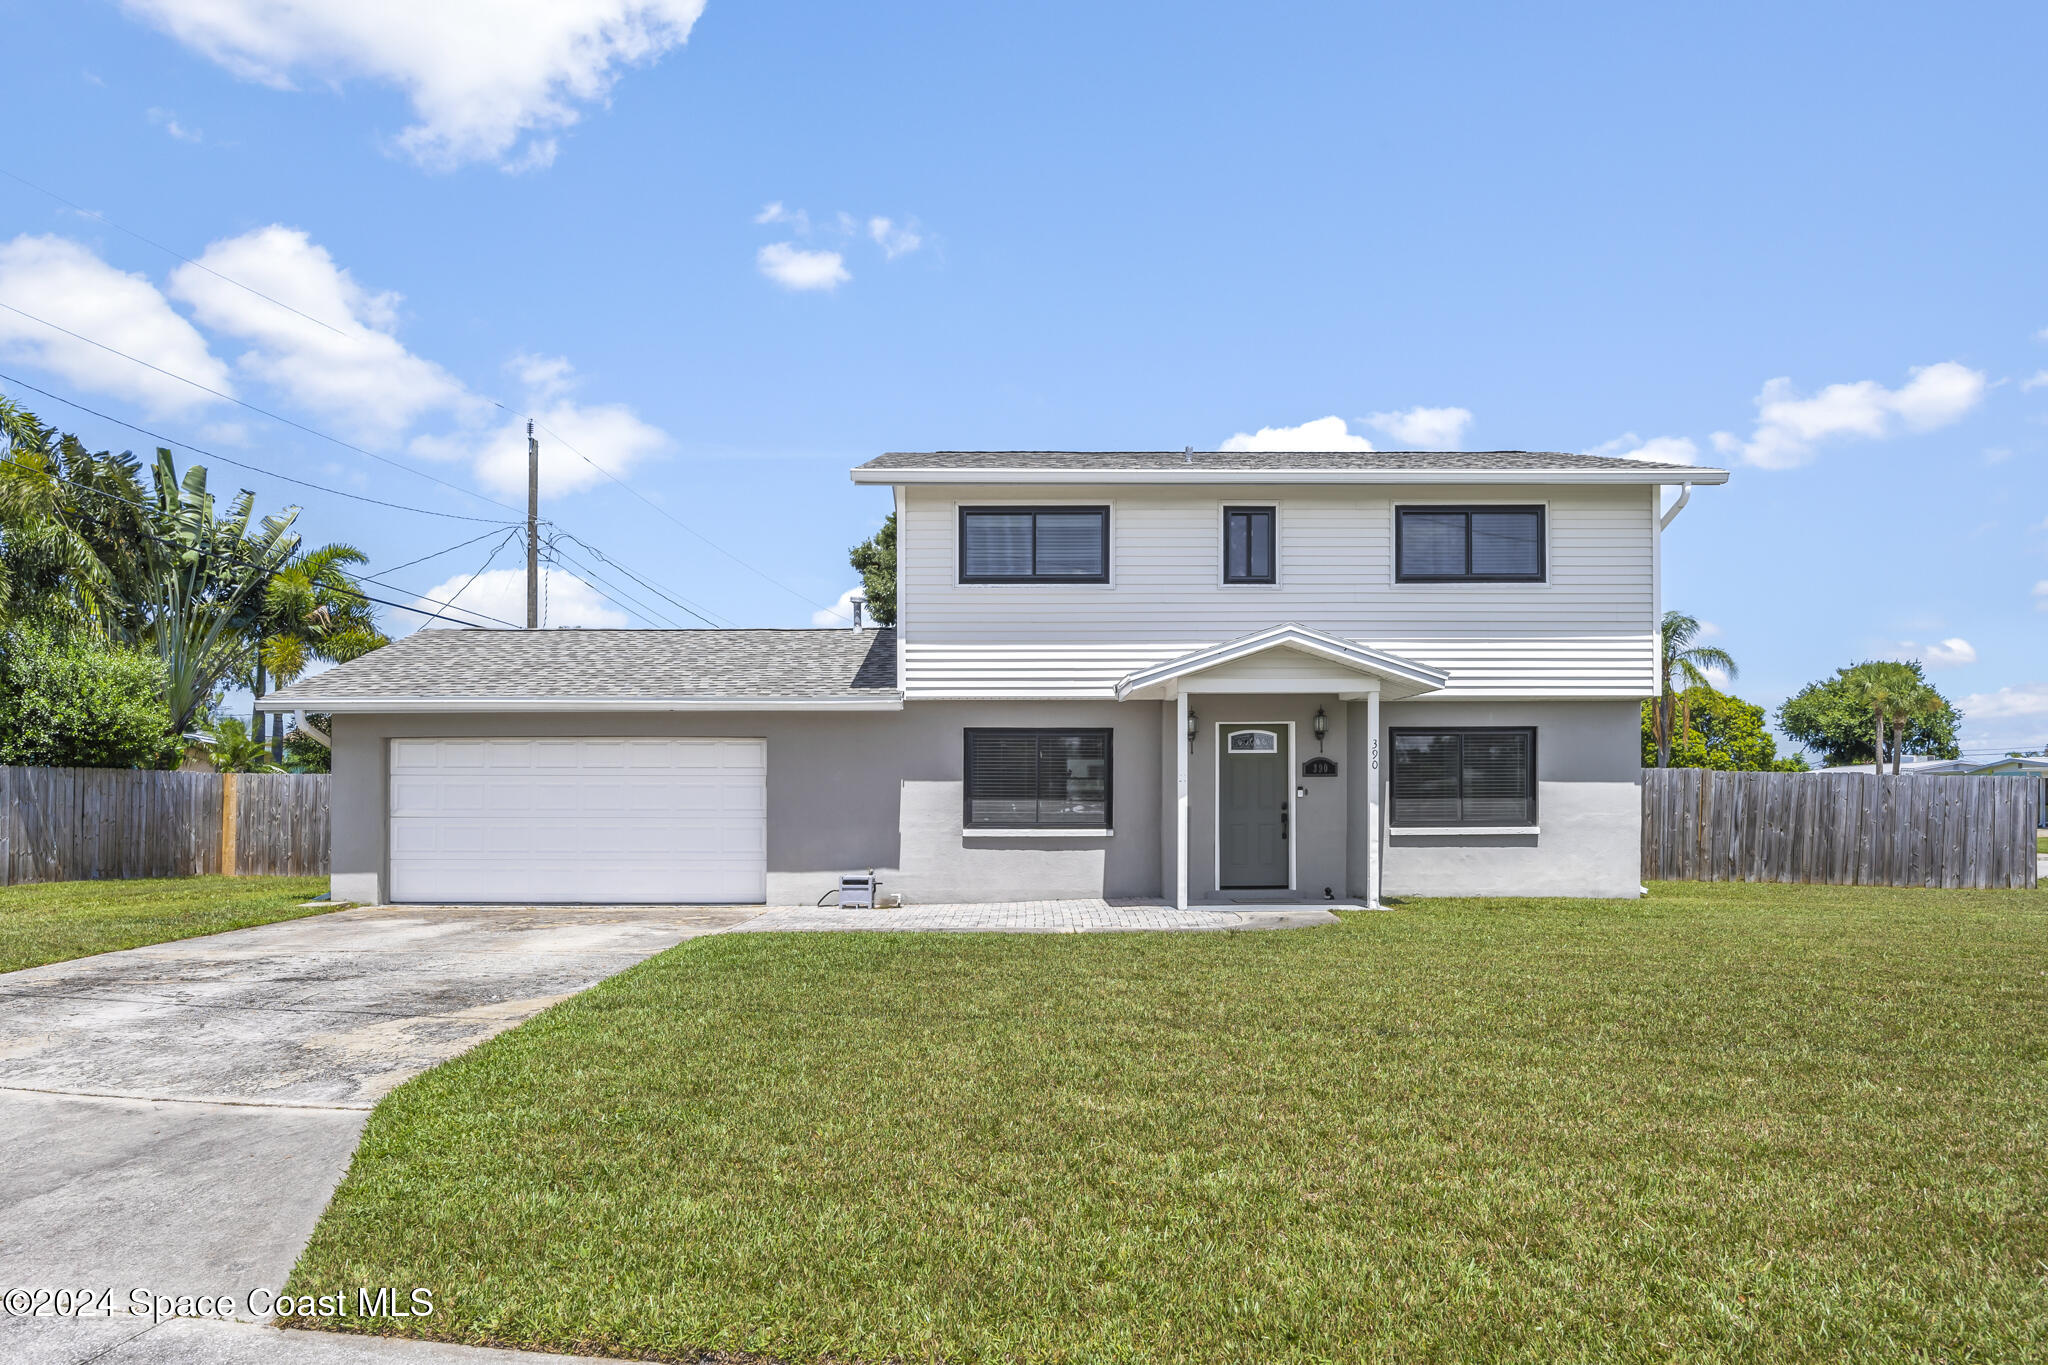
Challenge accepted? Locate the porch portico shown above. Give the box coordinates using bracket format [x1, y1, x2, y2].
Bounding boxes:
[1116, 625, 1449, 909]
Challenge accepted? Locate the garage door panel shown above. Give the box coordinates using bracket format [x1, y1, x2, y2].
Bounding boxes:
[389, 738, 767, 904]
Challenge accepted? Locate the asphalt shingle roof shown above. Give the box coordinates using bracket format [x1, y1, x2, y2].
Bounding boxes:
[267, 628, 898, 704]
[855, 450, 1708, 475]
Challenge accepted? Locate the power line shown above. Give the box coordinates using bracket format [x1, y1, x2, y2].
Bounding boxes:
[0, 300, 524, 517]
[531, 415, 855, 622]
[372, 527, 522, 579]
[419, 528, 522, 628]
[2, 165, 850, 623]
[0, 451, 521, 629]
[0, 372, 518, 524]
[544, 540, 681, 628]
[0, 166, 359, 342]
[551, 530, 727, 627]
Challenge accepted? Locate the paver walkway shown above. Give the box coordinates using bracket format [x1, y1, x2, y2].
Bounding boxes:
[733, 898, 1341, 932]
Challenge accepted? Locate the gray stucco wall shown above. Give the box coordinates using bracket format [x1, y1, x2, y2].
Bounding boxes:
[328, 701, 1164, 906]
[1355, 697, 1643, 899]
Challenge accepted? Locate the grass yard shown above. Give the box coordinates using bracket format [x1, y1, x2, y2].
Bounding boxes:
[0, 875, 332, 974]
[287, 883, 2048, 1364]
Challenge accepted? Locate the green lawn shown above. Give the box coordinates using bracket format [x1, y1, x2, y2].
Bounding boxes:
[0, 874, 333, 974]
[287, 883, 2048, 1364]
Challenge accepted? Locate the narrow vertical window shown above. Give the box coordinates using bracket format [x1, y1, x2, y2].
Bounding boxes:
[1223, 506, 1276, 584]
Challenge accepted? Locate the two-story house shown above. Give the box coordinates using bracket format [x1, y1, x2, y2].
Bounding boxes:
[264, 450, 1724, 907]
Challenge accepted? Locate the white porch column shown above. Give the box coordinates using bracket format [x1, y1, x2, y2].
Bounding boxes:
[1175, 689, 1189, 909]
[1365, 685, 1383, 908]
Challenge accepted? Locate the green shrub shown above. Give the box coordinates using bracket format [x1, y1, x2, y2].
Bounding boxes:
[0, 625, 177, 768]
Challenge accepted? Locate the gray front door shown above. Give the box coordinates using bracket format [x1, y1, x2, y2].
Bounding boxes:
[1219, 725, 1288, 889]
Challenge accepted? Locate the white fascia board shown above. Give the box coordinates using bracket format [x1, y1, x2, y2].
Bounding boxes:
[1115, 627, 1449, 700]
[254, 695, 905, 714]
[852, 467, 1731, 487]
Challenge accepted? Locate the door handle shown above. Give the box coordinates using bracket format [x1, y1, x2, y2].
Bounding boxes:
[1281, 801, 1289, 840]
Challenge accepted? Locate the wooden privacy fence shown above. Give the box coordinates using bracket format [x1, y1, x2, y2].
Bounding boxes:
[0, 766, 329, 886]
[1642, 769, 2040, 889]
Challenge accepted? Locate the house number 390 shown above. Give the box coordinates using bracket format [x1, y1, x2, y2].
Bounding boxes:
[1369, 739, 1379, 770]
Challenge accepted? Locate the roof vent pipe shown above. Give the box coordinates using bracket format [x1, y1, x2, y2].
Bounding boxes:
[849, 594, 865, 632]
[1184, 445, 1193, 464]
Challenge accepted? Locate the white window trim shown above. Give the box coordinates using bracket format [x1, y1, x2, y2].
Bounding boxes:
[1216, 500, 1284, 590]
[1211, 719, 1296, 894]
[962, 828, 1115, 839]
[1387, 497, 1553, 590]
[951, 497, 1118, 590]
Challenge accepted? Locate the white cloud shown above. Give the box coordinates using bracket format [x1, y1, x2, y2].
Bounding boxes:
[1586, 432, 1699, 466]
[0, 234, 231, 416]
[411, 357, 667, 497]
[1701, 664, 1732, 690]
[2034, 581, 2048, 610]
[411, 567, 629, 630]
[1220, 415, 1373, 452]
[147, 107, 202, 142]
[2023, 370, 2048, 392]
[757, 242, 849, 292]
[1696, 620, 1723, 638]
[868, 216, 922, 259]
[1713, 362, 1987, 469]
[1959, 683, 2048, 721]
[753, 201, 809, 233]
[168, 225, 477, 438]
[1362, 405, 1472, 450]
[121, 0, 705, 171]
[1889, 637, 1978, 668]
[813, 586, 862, 627]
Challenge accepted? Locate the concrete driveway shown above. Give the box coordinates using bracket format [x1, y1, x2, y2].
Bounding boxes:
[0, 903, 756, 1364]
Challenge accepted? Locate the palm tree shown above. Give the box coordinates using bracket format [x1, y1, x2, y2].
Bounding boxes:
[247, 543, 387, 759]
[187, 716, 282, 773]
[1843, 661, 1921, 776]
[1885, 672, 1948, 776]
[135, 450, 301, 735]
[1654, 611, 1738, 768]
[0, 399, 151, 634]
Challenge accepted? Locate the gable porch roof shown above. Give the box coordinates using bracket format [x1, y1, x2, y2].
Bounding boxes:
[1113, 624, 1449, 702]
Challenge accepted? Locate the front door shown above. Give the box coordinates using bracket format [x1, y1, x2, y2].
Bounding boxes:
[1219, 725, 1288, 889]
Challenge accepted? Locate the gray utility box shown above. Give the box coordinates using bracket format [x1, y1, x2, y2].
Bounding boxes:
[838, 874, 877, 909]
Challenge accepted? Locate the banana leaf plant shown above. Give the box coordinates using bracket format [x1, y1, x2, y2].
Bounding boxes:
[136, 450, 300, 735]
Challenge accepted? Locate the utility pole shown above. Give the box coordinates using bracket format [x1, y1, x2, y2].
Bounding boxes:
[525, 419, 539, 629]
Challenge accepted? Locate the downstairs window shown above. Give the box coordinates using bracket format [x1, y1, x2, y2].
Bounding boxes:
[1389, 727, 1536, 827]
[963, 728, 1113, 829]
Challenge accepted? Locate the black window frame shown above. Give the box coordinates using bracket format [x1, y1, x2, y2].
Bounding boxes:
[957, 505, 1111, 584]
[1222, 505, 1277, 584]
[1394, 504, 1546, 583]
[1388, 726, 1538, 828]
[962, 727, 1115, 830]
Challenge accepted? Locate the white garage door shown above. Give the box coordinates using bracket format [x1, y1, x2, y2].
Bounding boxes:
[388, 738, 766, 904]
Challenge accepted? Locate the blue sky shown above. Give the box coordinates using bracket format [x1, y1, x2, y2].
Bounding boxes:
[0, 1, 2043, 757]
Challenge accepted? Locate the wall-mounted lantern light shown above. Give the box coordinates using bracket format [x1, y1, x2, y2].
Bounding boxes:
[1313, 706, 1328, 753]
[1187, 707, 1199, 752]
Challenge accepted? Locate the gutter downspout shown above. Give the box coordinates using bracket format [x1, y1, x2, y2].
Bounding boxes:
[1658, 482, 1693, 531]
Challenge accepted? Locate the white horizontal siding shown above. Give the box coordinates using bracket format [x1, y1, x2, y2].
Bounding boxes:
[898, 482, 1659, 698]
[903, 637, 1655, 699]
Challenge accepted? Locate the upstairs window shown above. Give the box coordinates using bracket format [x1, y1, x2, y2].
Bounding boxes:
[963, 728, 1113, 829]
[959, 506, 1109, 583]
[1396, 505, 1545, 582]
[1223, 506, 1276, 584]
[1390, 728, 1536, 827]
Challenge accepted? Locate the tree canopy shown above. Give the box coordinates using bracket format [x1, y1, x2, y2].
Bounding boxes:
[1777, 661, 1961, 768]
[848, 512, 896, 626]
[1650, 610, 1739, 768]
[0, 398, 386, 766]
[1641, 687, 1807, 771]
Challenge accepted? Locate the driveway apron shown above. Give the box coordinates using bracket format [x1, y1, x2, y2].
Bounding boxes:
[0, 904, 755, 1363]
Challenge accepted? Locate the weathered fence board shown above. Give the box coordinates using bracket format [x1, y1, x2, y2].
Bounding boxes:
[1642, 770, 2039, 889]
[0, 766, 325, 886]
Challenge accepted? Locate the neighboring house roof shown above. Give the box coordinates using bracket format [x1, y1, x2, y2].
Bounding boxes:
[851, 450, 1729, 485]
[257, 628, 901, 713]
[1115, 624, 1449, 702]
[1806, 757, 2048, 776]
